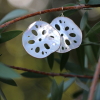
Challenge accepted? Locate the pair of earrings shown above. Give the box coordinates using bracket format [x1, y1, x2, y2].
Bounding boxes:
[22, 8, 82, 58]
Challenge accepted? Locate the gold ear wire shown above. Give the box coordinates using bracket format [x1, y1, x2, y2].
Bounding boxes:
[39, 11, 42, 21]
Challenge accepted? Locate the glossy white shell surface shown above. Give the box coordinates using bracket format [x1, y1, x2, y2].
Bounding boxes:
[22, 21, 60, 58]
[50, 17, 82, 53]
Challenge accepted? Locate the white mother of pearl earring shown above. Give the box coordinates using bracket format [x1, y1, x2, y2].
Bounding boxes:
[22, 21, 61, 58]
[50, 16, 82, 53]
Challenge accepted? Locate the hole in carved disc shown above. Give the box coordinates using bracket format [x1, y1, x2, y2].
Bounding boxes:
[65, 39, 70, 45]
[42, 51, 44, 55]
[59, 20, 62, 23]
[62, 47, 64, 50]
[28, 40, 35, 44]
[39, 38, 42, 41]
[65, 26, 69, 31]
[35, 47, 40, 53]
[55, 24, 60, 30]
[28, 36, 30, 37]
[44, 43, 50, 49]
[42, 30, 46, 35]
[35, 25, 38, 28]
[32, 30, 38, 36]
[74, 40, 77, 43]
[69, 33, 76, 37]
[31, 48, 33, 50]
[50, 36, 54, 38]
[61, 34, 63, 36]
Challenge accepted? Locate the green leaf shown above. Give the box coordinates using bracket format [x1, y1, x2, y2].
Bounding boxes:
[0, 30, 23, 43]
[63, 78, 75, 91]
[85, 0, 90, 4]
[47, 78, 75, 98]
[21, 72, 47, 78]
[63, 3, 78, 17]
[75, 77, 89, 91]
[81, 42, 100, 46]
[83, 8, 93, 10]
[96, 82, 100, 100]
[82, 80, 90, 100]
[84, 39, 96, 65]
[63, 10, 78, 17]
[0, 62, 21, 79]
[51, 79, 59, 100]
[47, 53, 54, 70]
[80, 0, 100, 4]
[85, 68, 94, 76]
[76, 44, 85, 72]
[55, 58, 60, 64]
[60, 52, 69, 71]
[0, 9, 28, 25]
[0, 78, 17, 86]
[72, 90, 83, 99]
[55, 59, 94, 75]
[0, 27, 6, 34]
[63, 3, 77, 7]
[88, 0, 100, 4]
[58, 53, 62, 59]
[86, 21, 100, 38]
[58, 80, 64, 100]
[89, 38, 99, 62]
[0, 87, 7, 100]
[89, 37, 99, 61]
[80, 11, 88, 31]
[85, 24, 99, 61]
[50, 79, 64, 100]
[65, 62, 83, 74]
[0, 29, 3, 34]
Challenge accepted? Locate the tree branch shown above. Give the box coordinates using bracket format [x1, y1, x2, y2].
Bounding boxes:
[0, 4, 100, 29]
[0, 4, 100, 99]
[88, 57, 100, 100]
[8, 66, 94, 79]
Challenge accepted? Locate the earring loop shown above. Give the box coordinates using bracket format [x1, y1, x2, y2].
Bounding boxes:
[39, 11, 42, 21]
[61, 6, 64, 17]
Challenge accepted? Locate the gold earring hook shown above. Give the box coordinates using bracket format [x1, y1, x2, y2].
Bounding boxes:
[61, 7, 64, 17]
[39, 11, 42, 21]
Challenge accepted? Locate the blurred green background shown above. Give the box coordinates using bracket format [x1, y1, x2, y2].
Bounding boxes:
[0, 0, 100, 100]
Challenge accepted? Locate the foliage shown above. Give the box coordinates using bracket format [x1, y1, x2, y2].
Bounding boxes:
[0, 0, 100, 99]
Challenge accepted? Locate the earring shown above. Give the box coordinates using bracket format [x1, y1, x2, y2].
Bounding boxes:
[50, 7, 82, 53]
[22, 11, 61, 58]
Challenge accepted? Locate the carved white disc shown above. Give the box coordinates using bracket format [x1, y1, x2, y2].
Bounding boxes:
[22, 21, 60, 58]
[50, 17, 82, 53]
